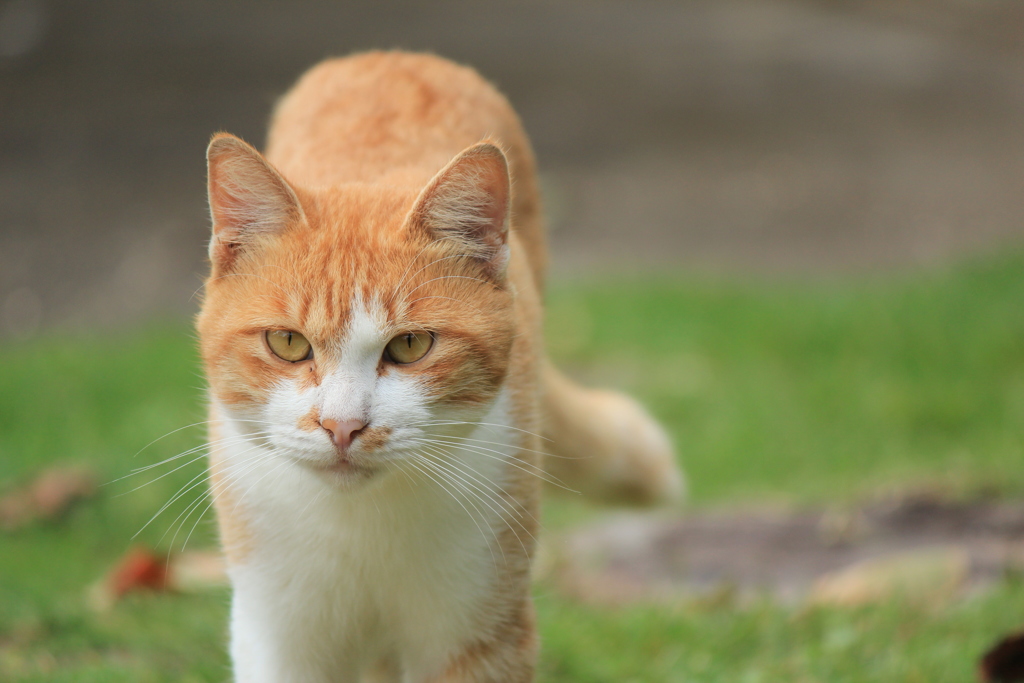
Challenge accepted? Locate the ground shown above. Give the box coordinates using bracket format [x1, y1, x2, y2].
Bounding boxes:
[3, 251, 1024, 680]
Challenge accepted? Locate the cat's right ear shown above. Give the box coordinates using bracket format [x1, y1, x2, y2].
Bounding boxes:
[206, 133, 304, 273]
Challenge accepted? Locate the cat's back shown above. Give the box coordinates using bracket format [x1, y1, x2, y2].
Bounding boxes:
[266, 51, 545, 284]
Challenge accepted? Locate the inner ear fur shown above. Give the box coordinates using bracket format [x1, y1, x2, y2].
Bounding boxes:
[206, 133, 304, 272]
[408, 142, 511, 278]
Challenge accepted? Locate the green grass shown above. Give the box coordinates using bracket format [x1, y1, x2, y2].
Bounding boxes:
[3, 250, 1024, 680]
[547, 250, 1024, 504]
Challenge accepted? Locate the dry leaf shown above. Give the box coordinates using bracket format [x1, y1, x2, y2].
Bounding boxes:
[88, 546, 228, 611]
[810, 546, 969, 606]
[0, 466, 96, 530]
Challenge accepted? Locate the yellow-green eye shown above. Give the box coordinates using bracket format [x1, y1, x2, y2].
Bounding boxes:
[385, 331, 433, 364]
[266, 330, 313, 362]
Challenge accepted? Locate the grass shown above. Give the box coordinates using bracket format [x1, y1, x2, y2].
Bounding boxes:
[3, 249, 1024, 680]
[546, 250, 1024, 504]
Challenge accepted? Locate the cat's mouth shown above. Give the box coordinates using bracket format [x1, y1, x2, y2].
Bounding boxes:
[297, 452, 381, 485]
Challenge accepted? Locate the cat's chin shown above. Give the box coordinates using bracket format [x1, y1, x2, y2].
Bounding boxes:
[301, 456, 381, 490]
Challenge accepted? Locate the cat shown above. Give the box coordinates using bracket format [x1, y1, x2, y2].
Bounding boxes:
[196, 51, 684, 683]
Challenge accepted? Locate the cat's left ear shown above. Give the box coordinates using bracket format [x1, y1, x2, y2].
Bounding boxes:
[408, 142, 511, 279]
[206, 133, 304, 273]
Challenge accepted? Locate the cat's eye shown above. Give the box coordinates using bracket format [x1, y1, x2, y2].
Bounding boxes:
[266, 330, 313, 362]
[384, 331, 433, 364]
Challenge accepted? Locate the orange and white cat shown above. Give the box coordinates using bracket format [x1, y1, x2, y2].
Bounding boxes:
[197, 52, 683, 683]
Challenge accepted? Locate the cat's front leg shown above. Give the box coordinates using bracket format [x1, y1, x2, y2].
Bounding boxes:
[420, 599, 538, 683]
[229, 571, 362, 683]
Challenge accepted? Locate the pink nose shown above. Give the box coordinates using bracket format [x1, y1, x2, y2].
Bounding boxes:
[320, 418, 366, 451]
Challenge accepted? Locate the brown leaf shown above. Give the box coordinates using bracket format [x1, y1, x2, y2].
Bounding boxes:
[809, 546, 970, 607]
[0, 466, 96, 530]
[88, 547, 229, 611]
[89, 546, 171, 612]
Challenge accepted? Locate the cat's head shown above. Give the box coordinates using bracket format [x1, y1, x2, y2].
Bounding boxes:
[196, 134, 517, 488]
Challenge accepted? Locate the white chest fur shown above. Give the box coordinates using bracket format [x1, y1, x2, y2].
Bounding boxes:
[213, 392, 520, 683]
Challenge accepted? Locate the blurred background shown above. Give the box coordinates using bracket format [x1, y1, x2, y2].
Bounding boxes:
[4, 1, 1024, 681]
[2, 0, 1023, 334]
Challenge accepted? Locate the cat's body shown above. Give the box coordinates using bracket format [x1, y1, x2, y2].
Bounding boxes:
[197, 52, 683, 683]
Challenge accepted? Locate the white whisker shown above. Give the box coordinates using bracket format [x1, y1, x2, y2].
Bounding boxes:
[180, 449, 287, 552]
[408, 419, 551, 442]
[386, 248, 463, 307]
[137, 441, 270, 541]
[406, 455, 501, 566]
[411, 437, 576, 493]
[401, 295, 487, 316]
[425, 444, 544, 532]
[423, 433, 571, 460]
[117, 432, 264, 483]
[116, 433, 265, 495]
[418, 444, 536, 555]
[403, 274, 496, 298]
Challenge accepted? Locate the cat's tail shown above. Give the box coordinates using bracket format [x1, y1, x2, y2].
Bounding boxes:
[541, 361, 686, 506]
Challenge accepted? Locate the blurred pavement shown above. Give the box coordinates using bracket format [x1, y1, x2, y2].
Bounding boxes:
[2, 0, 1024, 334]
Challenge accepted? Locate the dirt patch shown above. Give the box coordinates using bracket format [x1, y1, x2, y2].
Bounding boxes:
[546, 493, 1024, 606]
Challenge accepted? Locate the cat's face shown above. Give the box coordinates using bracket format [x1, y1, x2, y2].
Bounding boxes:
[197, 135, 515, 488]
